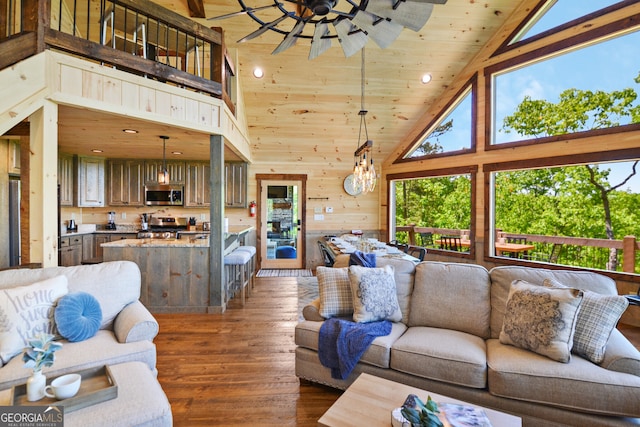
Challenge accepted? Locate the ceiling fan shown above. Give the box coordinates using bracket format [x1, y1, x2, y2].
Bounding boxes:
[208, 0, 447, 59]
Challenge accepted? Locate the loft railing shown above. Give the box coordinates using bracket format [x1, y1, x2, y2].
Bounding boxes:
[397, 225, 640, 274]
[0, 0, 235, 114]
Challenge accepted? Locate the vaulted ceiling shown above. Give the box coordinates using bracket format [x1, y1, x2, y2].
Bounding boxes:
[53, 0, 527, 165]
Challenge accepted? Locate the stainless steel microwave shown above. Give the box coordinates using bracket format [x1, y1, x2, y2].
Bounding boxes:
[144, 184, 184, 206]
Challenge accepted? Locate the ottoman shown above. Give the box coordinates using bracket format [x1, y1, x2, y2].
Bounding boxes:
[65, 361, 172, 427]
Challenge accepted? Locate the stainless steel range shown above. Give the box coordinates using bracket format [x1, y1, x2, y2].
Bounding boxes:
[137, 217, 187, 239]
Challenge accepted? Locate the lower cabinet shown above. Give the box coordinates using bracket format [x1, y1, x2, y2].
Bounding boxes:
[59, 236, 82, 266]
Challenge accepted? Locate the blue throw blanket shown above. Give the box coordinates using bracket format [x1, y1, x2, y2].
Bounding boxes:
[318, 318, 392, 380]
[349, 250, 376, 267]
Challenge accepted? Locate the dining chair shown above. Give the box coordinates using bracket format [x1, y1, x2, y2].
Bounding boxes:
[505, 236, 529, 259]
[419, 232, 435, 248]
[440, 236, 461, 252]
[407, 245, 426, 261]
[317, 241, 335, 267]
[388, 241, 409, 253]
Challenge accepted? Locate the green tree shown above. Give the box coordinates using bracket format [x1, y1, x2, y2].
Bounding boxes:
[502, 85, 640, 270]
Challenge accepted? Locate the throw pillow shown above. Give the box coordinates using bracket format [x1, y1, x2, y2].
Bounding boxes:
[0, 275, 69, 364]
[348, 265, 402, 323]
[55, 292, 103, 342]
[499, 279, 583, 363]
[317, 267, 353, 318]
[543, 278, 629, 364]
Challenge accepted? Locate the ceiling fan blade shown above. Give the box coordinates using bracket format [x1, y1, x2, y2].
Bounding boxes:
[237, 13, 292, 43]
[350, 10, 403, 49]
[365, 0, 433, 32]
[309, 21, 332, 60]
[207, 4, 279, 21]
[333, 18, 368, 57]
[272, 19, 307, 54]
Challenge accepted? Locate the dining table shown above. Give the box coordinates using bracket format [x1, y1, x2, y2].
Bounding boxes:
[435, 238, 535, 256]
[321, 238, 421, 264]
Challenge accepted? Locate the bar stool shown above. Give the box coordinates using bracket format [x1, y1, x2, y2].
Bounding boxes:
[235, 246, 256, 294]
[224, 249, 251, 306]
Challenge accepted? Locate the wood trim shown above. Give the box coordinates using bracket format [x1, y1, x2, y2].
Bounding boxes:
[0, 32, 37, 70]
[387, 165, 478, 181]
[394, 73, 478, 164]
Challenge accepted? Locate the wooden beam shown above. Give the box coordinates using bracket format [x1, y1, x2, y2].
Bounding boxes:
[7, 121, 30, 136]
[186, 0, 206, 19]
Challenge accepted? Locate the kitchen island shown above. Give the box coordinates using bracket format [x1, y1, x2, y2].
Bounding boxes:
[102, 225, 254, 313]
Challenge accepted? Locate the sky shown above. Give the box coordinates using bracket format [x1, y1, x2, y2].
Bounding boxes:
[424, 0, 640, 192]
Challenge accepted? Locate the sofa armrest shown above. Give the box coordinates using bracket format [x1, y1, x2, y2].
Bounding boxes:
[302, 298, 325, 322]
[599, 329, 640, 377]
[114, 300, 159, 343]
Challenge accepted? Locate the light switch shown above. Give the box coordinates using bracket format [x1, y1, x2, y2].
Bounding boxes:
[325, 206, 333, 213]
[121, 212, 126, 219]
[314, 214, 325, 221]
[314, 207, 322, 214]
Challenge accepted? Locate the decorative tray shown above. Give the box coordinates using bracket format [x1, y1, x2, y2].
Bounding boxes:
[11, 365, 118, 412]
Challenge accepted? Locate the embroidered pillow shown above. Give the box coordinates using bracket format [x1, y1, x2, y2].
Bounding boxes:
[0, 275, 69, 364]
[348, 265, 402, 323]
[499, 280, 582, 363]
[317, 267, 353, 318]
[543, 278, 629, 364]
[55, 292, 103, 342]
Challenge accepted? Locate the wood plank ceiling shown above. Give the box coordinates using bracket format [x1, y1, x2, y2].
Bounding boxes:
[52, 0, 526, 165]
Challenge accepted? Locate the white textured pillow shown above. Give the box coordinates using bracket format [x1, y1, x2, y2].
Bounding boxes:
[0, 275, 68, 364]
[348, 265, 402, 323]
[543, 278, 629, 364]
[317, 267, 353, 318]
[499, 280, 582, 363]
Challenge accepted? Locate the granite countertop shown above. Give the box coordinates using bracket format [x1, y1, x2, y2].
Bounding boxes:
[102, 238, 210, 248]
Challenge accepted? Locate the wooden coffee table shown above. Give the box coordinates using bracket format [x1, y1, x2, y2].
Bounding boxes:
[318, 373, 521, 427]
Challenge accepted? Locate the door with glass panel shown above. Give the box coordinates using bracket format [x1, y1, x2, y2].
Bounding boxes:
[260, 179, 304, 269]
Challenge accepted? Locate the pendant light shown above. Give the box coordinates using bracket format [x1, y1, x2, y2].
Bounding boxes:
[353, 48, 377, 194]
[158, 135, 170, 184]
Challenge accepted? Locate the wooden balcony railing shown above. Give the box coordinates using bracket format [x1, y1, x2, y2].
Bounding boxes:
[397, 224, 640, 274]
[0, 0, 235, 115]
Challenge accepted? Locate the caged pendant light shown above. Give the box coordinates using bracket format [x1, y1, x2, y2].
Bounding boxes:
[352, 48, 377, 194]
[158, 135, 170, 184]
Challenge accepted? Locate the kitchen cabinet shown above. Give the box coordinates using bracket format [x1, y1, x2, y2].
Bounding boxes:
[94, 233, 137, 259]
[76, 156, 105, 207]
[107, 159, 144, 206]
[225, 162, 247, 208]
[144, 160, 185, 185]
[82, 234, 95, 261]
[58, 153, 74, 206]
[59, 235, 82, 266]
[185, 161, 211, 207]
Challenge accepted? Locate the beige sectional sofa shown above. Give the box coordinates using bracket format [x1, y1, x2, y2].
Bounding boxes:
[295, 258, 640, 426]
[0, 261, 159, 388]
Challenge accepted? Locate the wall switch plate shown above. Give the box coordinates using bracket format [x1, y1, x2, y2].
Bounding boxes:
[314, 214, 324, 221]
[325, 206, 333, 213]
[121, 212, 126, 219]
[201, 214, 205, 220]
[314, 207, 322, 214]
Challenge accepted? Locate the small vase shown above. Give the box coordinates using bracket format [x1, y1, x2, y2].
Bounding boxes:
[26, 370, 46, 401]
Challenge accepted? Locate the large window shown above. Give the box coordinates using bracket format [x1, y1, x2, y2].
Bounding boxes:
[492, 160, 640, 273]
[391, 173, 473, 253]
[493, 29, 640, 145]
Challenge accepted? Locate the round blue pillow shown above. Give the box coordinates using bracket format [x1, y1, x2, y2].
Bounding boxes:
[55, 292, 102, 342]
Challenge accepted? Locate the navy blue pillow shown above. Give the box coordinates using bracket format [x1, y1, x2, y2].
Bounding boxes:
[55, 292, 102, 342]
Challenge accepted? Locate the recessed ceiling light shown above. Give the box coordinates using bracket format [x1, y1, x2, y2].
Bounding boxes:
[421, 73, 433, 84]
[91, 149, 103, 153]
[253, 67, 264, 79]
[171, 151, 183, 155]
[122, 129, 138, 134]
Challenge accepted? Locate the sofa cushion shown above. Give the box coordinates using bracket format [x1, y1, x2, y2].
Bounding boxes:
[0, 275, 68, 364]
[489, 266, 616, 339]
[409, 262, 491, 339]
[316, 267, 353, 318]
[375, 258, 415, 325]
[499, 280, 582, 363]
[391, 326, 487, 389]
[487, 338, 640, 417]
[348, 265, 402, 323]
[55, 292, 102, 342]
[543, 278, 629, 364]
[294, 320, 407, 369]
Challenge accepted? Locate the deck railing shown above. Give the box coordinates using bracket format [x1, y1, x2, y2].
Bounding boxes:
[1, 0, 235, 114]
[397, 225, 640, 274]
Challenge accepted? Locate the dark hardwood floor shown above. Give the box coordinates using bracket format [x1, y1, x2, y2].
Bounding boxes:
[154, 276, 341, 426]
[154, 274, 640, 426]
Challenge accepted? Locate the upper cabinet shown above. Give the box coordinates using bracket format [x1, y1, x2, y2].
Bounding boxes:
[225, 162, 247, 208]
[185, 161, 211, 207]
[75, 156, 105, 207]
[107, 159, 144, 206]
[58, 153, 74, 206]
[144, 161, 185, 185]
